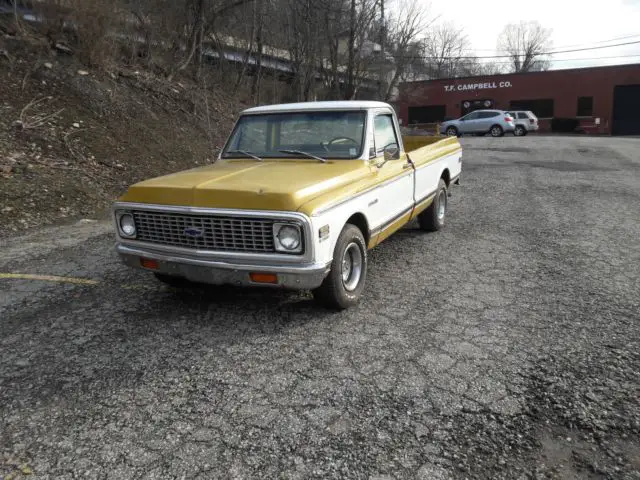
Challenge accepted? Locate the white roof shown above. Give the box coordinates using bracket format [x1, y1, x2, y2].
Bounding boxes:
[242, 101, 393, 114]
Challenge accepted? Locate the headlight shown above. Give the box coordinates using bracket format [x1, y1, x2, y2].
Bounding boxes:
[118, 213, 136, 238]
[273, 223, 302, 253]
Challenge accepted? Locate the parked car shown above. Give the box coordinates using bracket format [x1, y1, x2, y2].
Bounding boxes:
[440, 110, 515, 137]
[113, 101, 462, 310]
[506, 110, 539, 136]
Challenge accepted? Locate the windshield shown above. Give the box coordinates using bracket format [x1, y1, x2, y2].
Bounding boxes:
[223, 111, 366, 159]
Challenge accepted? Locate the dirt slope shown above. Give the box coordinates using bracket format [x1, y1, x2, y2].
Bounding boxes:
[0, 36, 247, 237]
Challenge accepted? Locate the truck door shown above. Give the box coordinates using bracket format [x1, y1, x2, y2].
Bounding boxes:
[367, 112, 415, 244]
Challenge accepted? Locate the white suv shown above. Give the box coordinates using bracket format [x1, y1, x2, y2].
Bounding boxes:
[507, 111, 539, 136]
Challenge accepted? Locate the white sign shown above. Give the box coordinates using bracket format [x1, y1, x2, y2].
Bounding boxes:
[444, 81, 513, 92]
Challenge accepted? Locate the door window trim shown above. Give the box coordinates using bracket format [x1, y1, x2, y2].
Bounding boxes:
[373, 112, 401, 156]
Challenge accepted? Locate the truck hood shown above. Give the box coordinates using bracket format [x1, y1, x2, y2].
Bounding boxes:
[119, 159, 373, 213]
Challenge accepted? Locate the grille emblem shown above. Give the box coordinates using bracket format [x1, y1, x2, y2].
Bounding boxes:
[183, 227, 203, 238]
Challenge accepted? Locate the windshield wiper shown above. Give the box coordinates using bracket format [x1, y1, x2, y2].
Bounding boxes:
[226, 150, 263, 161]
[278, 149, 327, 163]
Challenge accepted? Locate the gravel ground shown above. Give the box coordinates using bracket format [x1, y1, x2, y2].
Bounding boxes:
[1, 136, 639, 479]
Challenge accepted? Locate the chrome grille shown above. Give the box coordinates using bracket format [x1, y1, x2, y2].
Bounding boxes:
[132, 210, 276, 253]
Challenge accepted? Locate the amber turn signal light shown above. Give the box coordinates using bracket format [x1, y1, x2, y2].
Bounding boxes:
[140, 258, 159, 270]
[249, 272, 278, 284]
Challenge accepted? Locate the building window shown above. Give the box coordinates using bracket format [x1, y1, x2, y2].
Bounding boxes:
[577, 97, 593, 117]
[408, 105, 446, 124]
[509, 99, 554, 118]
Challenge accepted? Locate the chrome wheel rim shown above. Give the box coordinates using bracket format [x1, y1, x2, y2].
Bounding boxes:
[446, 128, 456, 137]
[437, 190, 446, 220]
[342, 242, 363, 291]
[515, 127, 523, 136]
[491, 127, 501, 137]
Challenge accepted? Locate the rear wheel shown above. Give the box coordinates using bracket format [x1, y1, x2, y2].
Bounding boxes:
[490, 125, 504, 137]
[313, 224, 367, 310]
[418, 179, 448, 232]
[514, 125, 526, 136]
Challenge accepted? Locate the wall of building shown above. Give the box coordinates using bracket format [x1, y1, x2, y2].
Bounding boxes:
[397, 64, 640, 134]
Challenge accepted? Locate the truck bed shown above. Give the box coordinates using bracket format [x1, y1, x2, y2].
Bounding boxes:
[402, 135, 461, 164]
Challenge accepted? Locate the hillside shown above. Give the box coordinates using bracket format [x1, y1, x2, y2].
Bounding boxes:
[0, 34, 247, 237]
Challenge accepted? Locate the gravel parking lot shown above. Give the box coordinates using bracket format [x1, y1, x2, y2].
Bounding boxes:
[1, 136, 639, 479]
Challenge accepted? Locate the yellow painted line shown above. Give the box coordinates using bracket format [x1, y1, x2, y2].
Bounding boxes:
[0, 273, 99, 285]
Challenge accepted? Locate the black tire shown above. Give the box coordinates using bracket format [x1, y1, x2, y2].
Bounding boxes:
[445, 126, 458, 137]
[312, 224, 367, 310]
[418, 179, 448, 232]
[514, 125, 526, 136]
[154, 273, 193, 288]
[490, 125, 504, 137]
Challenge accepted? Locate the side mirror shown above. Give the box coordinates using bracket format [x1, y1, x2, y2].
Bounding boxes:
[384, 145, 400, 161]
[377, 145, 400, 168]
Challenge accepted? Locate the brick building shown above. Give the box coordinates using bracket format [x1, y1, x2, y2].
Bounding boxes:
[397, 64, 640, 135]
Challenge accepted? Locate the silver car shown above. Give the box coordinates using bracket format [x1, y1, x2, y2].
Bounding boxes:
[507, 110, 539, 136]
[440, 110, 515, 137]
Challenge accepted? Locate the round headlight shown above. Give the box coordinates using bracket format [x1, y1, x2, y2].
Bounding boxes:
[119, 213, 136, 237]
[277, 225, 300, 250]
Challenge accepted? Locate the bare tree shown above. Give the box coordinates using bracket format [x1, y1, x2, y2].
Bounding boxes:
[343, 0, 378, 99]
[316, 0, 348, 99]
[497, 20, 552, 73]
[381, 0, 430, 101]
[452, 56, 505, 77]
[422, 22, 471, 79]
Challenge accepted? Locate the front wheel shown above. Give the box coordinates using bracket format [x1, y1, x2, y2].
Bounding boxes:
[418, 179, 447, 232]
[445, 126, 458, 137]
[490, 125, 504, 137]
[313, 224, 367, 310]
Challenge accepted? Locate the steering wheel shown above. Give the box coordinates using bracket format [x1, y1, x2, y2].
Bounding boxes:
[328, 136, 359, 146]
[322, 136, 360, 153]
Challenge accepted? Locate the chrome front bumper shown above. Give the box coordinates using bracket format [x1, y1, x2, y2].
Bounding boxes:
[116, 243, 330, 290]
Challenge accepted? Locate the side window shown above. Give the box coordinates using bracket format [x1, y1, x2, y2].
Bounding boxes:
[518, 112, 528, 119]
[463, 112, 479, 120]
[374, 114, 398, 153]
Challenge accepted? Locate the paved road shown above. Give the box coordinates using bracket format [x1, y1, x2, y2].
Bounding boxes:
[1, 137, 639, 479]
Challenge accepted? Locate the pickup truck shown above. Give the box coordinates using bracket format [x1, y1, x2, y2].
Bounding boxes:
[113, 101, 462, 309]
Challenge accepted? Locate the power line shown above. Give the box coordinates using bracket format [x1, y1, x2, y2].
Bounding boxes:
[400, 39, 640, 60]
[547, 40, 640, 56]
[444, 54, 640, 65]
[546, 54, 640, 62]
[572, 33, 640, 45]
[466, 33, 640, 53]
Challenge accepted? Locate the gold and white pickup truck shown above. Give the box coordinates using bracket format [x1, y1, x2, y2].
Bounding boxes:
[113, 101, 462, 309]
